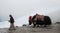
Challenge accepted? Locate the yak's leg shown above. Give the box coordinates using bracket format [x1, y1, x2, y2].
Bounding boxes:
[33, 23, 36, 27]
[43, 22, 47, 27]
[37, 24, 39, 27]
[37, 20, 43, 27]
[29, 20, 32, 25]
[43, 21, 47, 27]
[33, 22, 36, 28]
[36, 22, 39, 27]
[44, 25, 47, 27]
[35, 20, 38, 27]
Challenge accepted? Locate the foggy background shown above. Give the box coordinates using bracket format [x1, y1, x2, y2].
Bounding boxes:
[0, 0, 60, 28]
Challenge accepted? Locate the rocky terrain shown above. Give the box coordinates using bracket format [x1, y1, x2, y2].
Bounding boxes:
[0, 23, 60, 33]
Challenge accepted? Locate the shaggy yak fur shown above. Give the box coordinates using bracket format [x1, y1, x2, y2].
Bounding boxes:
[29, 15, 52, 27]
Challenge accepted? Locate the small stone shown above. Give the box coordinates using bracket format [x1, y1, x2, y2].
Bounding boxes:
[23, 24, 27, 26]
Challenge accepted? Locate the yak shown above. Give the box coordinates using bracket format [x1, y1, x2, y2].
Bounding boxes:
[29, 14, 52, 27]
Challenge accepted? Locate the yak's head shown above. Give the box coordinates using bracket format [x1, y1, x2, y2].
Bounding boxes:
[29, 16, 33, 25]
[29, 20, 32, 25]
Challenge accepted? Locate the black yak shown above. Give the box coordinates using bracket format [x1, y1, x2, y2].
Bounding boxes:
[29, 14, 52, 27]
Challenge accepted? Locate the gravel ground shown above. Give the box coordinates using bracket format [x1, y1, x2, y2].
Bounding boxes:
[0, 23, 60, 33]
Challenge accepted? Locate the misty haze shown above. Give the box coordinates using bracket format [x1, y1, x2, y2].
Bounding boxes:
[0, 0, 60, 33]
[0, 0, 60, 28]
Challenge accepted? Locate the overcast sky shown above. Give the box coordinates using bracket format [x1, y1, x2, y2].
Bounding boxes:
[0, 0, 60, 22]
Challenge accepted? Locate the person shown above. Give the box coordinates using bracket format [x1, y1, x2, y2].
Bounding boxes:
[9, 14, 15, 30]
[9, 14, 14, 24]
